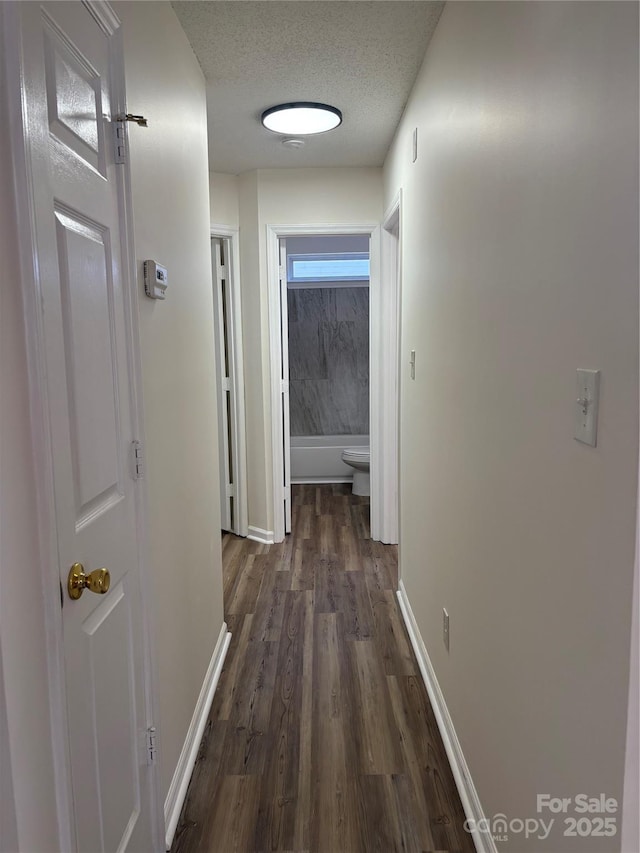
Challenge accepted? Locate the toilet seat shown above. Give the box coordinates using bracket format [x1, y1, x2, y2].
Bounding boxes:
[342, 447, 370, 462]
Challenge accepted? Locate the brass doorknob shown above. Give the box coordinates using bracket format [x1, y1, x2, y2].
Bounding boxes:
[68, 563, 111, 600]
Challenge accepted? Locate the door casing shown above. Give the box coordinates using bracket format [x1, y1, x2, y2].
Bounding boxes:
[267, 222, 398, 544]
[380, 192, 403, 547]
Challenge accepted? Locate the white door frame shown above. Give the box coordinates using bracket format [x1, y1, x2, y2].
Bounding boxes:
[211, 225, 249, 537]
[267, 222, 393, 544]
[279, 238, 293, 535]
[2, 3, 163, 849]
[379, 192, 403, 546]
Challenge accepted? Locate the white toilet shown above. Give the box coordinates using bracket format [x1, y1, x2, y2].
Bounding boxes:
[342, 446, 370, 496]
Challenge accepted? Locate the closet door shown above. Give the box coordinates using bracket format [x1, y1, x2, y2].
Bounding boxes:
[213, 237, 233, 532]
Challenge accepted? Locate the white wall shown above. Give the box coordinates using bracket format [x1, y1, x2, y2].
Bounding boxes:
[236, 171, 267, 535]
[384, 3, 638, 851]
[286, 234, 370, 256]
[116, 1, 225, 805]
[212, 168, 383, 533]
[256, 167, 382, 225]
[210, 171, 239, 228]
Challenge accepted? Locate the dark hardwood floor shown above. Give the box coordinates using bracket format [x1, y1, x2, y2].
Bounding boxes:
[171, 484, 474, 853]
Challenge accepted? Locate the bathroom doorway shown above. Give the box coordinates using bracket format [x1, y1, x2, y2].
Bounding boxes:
[286, 234, 371, 506]
[267, 223, 398, 544]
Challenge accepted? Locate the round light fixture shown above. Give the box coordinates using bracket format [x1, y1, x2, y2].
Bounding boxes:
[261, 102, 342, 135]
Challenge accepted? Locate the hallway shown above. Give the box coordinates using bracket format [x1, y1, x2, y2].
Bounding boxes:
[172, 485, 474, 853]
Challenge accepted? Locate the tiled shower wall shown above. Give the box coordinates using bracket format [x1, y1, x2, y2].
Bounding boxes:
[287, 287, 369, 436]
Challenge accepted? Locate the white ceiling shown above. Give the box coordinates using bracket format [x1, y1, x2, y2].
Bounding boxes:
[172, 1, 444, 174]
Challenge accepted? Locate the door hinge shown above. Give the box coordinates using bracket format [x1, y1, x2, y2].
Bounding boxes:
[225, 483, 236, 498]
[131, 440, 144, 479]
[146, 726, 157, 765]
[113, 119, 127, 164]
[222, 376, 231, 392]
[281, 379, 289, 394]
[113, 114, 149, 164]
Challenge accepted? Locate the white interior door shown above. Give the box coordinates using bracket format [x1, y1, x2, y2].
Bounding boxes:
[280, 239, 292, 534]
[19, 3, 156, 850]
[212, 237, 234, 532]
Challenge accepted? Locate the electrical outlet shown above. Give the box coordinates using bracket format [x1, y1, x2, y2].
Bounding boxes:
[443, 608, 449, 652]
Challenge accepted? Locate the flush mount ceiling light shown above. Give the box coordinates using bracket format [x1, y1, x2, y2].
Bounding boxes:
[261, 102, 342, 135]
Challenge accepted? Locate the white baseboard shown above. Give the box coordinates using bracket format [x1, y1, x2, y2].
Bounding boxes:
[164, 622, 231, 850]
[396, 581, 496, 853]
[291, 477, 352, 484]
[247, 525, 274, 545]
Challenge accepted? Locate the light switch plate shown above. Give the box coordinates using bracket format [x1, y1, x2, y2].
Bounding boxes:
[410, 349, 416, 380]
[412, 128, 418, 163]
[443, 608, 449, 652]
[574, 369, 600, 447]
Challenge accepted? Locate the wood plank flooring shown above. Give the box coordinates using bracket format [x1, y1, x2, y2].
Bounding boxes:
[171, 485, 474, 853]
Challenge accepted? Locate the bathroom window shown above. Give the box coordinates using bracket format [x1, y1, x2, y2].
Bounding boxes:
[287, 252, 370, 286]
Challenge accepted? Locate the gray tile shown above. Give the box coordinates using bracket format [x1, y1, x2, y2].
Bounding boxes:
[355, 378, 370, 433]
[291, 288, 337, 324]
[321, 321, 358, 382]
[355, 325, 369, 382]
[287, 290, 298, 322]
[325, 380, 358, 435]
[287, 287, 368, 437]
[289, 380, 327, 435]
[336, 287, 369, 322]
[288, 322, 327, 380]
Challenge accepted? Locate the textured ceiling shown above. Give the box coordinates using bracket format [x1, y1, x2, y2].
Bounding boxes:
[172, 1, 444, 174]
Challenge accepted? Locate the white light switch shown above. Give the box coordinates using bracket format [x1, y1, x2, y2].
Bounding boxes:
[574, 369, 600, 447]
[410, 349, 416, 380]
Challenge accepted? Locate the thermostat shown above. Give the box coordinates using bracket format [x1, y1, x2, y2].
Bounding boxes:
[143, 260, 168, 299]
